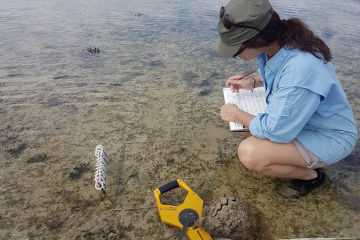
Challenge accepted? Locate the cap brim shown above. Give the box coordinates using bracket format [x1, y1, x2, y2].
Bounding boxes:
[218, 39, 243, 58]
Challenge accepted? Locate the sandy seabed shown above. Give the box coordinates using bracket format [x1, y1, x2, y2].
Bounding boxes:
[1, 60, 360, 240]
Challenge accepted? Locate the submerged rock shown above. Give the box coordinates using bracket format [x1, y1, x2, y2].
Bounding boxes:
[197, 197, 260, 240]
[86, 46, 100, 54]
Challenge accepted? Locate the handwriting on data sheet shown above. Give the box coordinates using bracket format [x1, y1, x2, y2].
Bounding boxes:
[223, 87, 266, 131]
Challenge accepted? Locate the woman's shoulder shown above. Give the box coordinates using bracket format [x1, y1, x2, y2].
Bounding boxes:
[286, 48, 330, 70]
[281, 48, 337, 96]
[281, 48, 334, 81]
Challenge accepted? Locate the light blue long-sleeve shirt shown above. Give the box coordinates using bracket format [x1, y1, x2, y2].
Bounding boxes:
[249, 47, 358, 164]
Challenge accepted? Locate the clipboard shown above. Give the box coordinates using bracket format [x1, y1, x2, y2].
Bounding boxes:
[223, 87, 266, 132]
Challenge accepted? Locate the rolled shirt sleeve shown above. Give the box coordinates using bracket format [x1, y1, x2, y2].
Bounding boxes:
[249, 86, 321, 143]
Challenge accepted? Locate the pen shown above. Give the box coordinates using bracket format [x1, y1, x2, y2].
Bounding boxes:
[221, 69, 256, 86]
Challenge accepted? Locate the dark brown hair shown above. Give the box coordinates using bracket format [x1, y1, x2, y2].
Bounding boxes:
[243, 11, 332, 62]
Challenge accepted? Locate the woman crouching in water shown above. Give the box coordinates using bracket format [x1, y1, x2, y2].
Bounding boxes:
[217, 0, 358, 198]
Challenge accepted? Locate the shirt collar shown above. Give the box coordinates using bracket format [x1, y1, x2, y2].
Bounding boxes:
[266, 46, 292, 74]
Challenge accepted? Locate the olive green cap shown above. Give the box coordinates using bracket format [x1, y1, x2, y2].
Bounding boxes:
[217, 0, 273, 58]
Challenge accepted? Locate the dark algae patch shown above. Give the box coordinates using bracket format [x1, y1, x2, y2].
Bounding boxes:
[45, 97, 62, 108]
[69, 163, 90, 180]
[183, 71, 199, 81]
[199, 80, 210, 87]
[7, 143, 26, 156]
[26, 154, 47, 163]
[147, 60, 164, 67]
[109, 83, 122, 87]
[166, 158, 175, 166]
[53, 75, 70, 80]
[199, 89, 211, 96]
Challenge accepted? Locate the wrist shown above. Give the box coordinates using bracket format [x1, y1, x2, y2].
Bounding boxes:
[253, 76, 263, 88]
[233, 108, 243, 121]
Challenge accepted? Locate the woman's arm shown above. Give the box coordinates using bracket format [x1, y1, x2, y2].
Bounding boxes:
[253, 76, 264, 88]
[250, 87, 321, 143]
[226, 75, 264, 92]
[220, 104, 255, 128]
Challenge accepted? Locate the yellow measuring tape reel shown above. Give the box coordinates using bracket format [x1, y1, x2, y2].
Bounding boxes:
[154, 179, 212, 240]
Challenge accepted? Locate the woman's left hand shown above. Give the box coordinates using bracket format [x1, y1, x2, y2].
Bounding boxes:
[220, 104, 240, 122]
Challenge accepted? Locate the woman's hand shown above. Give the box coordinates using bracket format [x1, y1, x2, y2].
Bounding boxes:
[226, 75, 255, 92]
[220, 104, 240, 122]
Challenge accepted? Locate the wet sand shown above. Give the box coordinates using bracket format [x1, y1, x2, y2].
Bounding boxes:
[1, 66, 359, 239]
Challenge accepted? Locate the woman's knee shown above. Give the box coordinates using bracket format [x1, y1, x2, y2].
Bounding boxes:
[237, 138, 263, 172]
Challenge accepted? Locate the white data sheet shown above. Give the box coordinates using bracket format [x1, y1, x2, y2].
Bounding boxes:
[223, 87, 267, 131]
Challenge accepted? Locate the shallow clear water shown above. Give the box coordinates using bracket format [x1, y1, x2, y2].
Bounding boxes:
[0, 0, 359, 239]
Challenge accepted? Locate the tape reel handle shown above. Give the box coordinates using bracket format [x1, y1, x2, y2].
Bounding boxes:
[158, 180, 179, 195]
